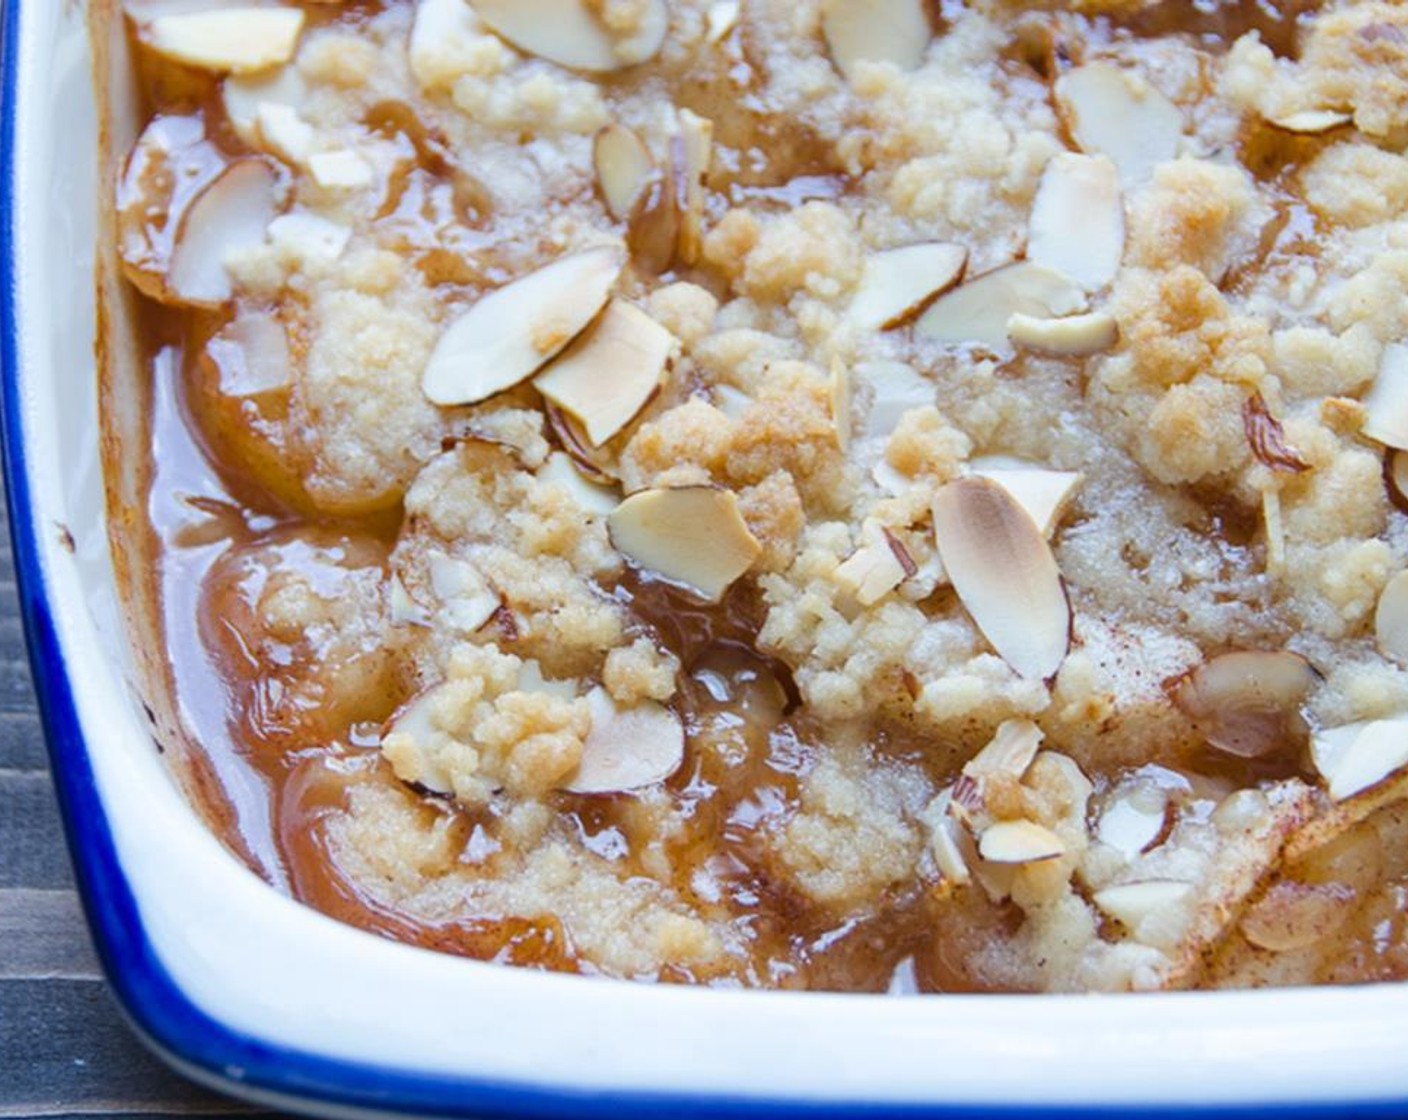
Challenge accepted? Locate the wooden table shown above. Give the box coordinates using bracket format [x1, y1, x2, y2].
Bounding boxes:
[0, 497, 273, 1117]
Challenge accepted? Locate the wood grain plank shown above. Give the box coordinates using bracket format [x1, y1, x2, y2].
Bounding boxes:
[0, 769, 75, 889]
[0, 889, 101, 980]
[0, 980, 263, 1116]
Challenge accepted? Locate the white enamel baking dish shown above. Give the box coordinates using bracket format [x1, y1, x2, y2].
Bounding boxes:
[4, 1, 1408, 1115]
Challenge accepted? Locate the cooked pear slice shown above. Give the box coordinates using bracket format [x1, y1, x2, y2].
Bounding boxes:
[223, 65, 307, 146]
[1007, 311, 1118, 356]
[1312, 718, 1408, 802]
[422, 246, 624, 406]
[1094, 880, 1193, 930]
[1265, 109, 1351, 134]
[820, 0, 931, 80]
[562, 686, 685, 794]
[1027, 153, 1123, 292]
[847, 243, 967, 332]
[539, 452, 619, 515]
[470, 0, 668, 72]
[608, 486, 761, 601]
[915, 262, 1085, 349]
[594, 123, 655, 221]
[143, 7, 306, 73]
[932, 476, 1071, 681]
[966, 462, 1082, 538]
[978, 820, 1066, 864]
[1054, 62, 1182, 184]
[1170, 650, 1315, 760]
[169, 158, 279, 306]
[1362, 344, 1408, 450]
[1376, 571, 1408, 664]
[534, 300, 672, 446]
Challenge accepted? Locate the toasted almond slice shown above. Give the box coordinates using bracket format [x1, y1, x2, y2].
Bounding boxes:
[1170, 650, 1316, 760]
[538, 451, 619, 515]
[308, 149, 374, 189]
[409, 0, 484, 90]
[964, 719, 1043, 782]
[847, 243, 968, 332]
[830, 360, 852, 452]
[470, 0, 668, 71]
[423, 246, 624, 407]
[608, 486, 762, 601]
[169, 158, 279, 306]
[1377, 571, 1408, 664]
[1096, 791, 1170, 858]
[427, 551, 500, 632]
[255, 101, 313, 165]
[517, 658, 579, 700]
[820, 0, 931, 80]
[1265, 109, 1351, 134]
[1028, 153, 1124, 292]
[927, 790, 972, 886]
[916, 262, 1086, 349]
[563, 686, 685, 794]
[206, 310, 292, 396]
[1312, 718, 1408, 802]
[978, 819, 1066, 864]
[705, 1, 739, 42]
[381, 684, 455, 794]
[968, 463, 1082, 538]
[143, 8, 305, 73]
[834, 520, 909, 606]
[871, 457, 913, 497]
[1093, 880, 1193, 930]
[1362, 343, 1408, 450]
[545, 402, 621, 483]
[1390, 449, 1408, 504]
[712, 383, 753, 421]
[389, 574, 432, 627]
[1008, 310, 1118, 356]
[674, 110, 713, 266]
[932, 477, 1071, 681]
[1054, 62, 1182, 184]
[223, 65, 307, 145]
[534, 300, 672, 446]
[1240, 880, 1353, 952]
[859, 360, 933, 438]
[267, 211, 351, 262]
[594, 124, 655, 221]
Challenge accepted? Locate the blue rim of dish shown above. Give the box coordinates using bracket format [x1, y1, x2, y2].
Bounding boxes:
[4, 3, 1408, 1117]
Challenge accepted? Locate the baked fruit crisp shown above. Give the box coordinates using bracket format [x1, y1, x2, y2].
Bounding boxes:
[107, 0, 1408, 991]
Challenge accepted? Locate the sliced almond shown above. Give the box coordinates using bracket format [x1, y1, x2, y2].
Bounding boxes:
[517, 658, 579, 701]
[1265, 109, 1351, 134]
[545, 402, 621, 484]
[926, 790, 972, 886]
[847, 243, 967, 332]
[705, 1, 739, 43]
[967, 462, 1082, 539]
[1312, 718, 1408, 802]
[534, 300, 672, 446]
[381, 684, 455, 794]
[427, 551, 500, 633]
[712, 383, 754, 421]
[978, 819, 1066, 864]
[308, 149, 374, 190]
[267, 211, 351, 262]
[470, 0, 668, 72]
[423, 246, 624, 407]
[143, 7, 305, 73]
[859, 360, 933, 438]
[916, 262, 1086, 350]
[563, 686, 684, 794]
[1243, 392, 1310, 474]
[1096, 790, 1170, 858]
[1027, 153, 1124, 292]
[205, 310, 292, 396]
[830, 361, 852, 452]
[963, 719, 1043, 783]
[608, 486, 762, 602]
[1169, 650, 1316, 760]
[1093, 880, 1193, 930]
[1376, 571, 1408, 664]
[674, 110, 713, 267]
[409, 0, 485, 91]
[169, 158, 279, 306]
[820, 0, 931, 80]
[932, 477, 1071, 681]
[1390, 449, 1408, 504]
[1054, 62, 1182, 184]
[538, 451, 619, 515]
[1007, 310, 1118, 356]
[594, 123, 655, 221]
[1362, 343, 1408, 451]
[834, 520, 910, 606]
[223, 65, 307, 146]
[1240, 880, 1353, 953]
[255, 102, 313, 166]
[389, 574, 432, 627]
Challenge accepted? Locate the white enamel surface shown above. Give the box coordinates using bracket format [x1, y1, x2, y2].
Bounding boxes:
[11, 2, 1408, 1114]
